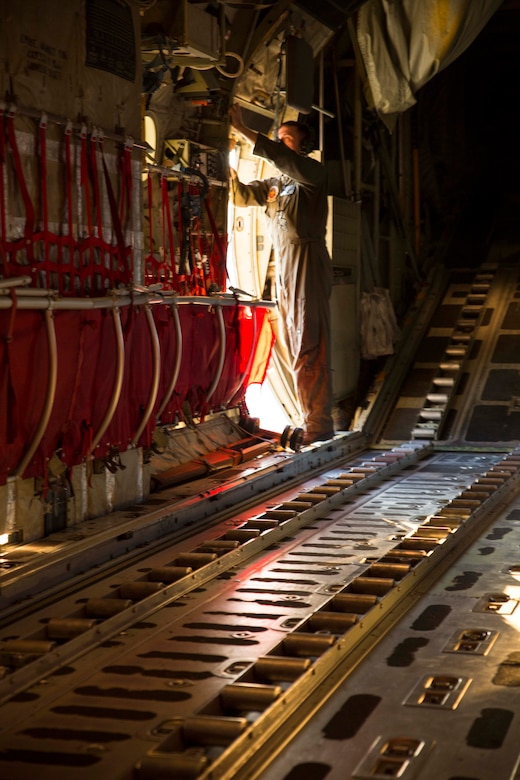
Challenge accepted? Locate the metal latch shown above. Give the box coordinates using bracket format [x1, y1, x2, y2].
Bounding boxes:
[353, 736, 434, 779]
[473, 592, 518, 614]
[404, 674, 471, 709]
[443, 627, 498, 655]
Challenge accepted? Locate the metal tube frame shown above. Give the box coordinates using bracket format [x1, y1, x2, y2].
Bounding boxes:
[131, 304, 161, 447]
[89, 307, 125, 455]
[12, 309, 58, 478]
[206, 305, 226, 403]
[156, 301, 183, 421]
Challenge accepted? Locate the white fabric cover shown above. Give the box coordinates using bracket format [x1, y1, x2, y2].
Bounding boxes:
[360, 287, 400, 359]
[356, 0, 503, 124]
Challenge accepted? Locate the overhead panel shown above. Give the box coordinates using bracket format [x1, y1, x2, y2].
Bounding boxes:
[233, 5, 341, 128]
[295, 0, 366, 30]
[141, 0, 221, 61]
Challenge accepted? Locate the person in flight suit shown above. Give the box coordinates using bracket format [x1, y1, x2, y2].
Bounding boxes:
[229, 103, 334, 444]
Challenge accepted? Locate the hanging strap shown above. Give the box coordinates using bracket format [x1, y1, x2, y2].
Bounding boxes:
[191, 211, 205, 295]
[90, 128, 104, 242]
[99, 133, 131, 280]
[177, 181, 187, 293]
[147, 171, 154, 255]
[161, 175, 179, 289]
[144, 171, 155, 285]
[38, 113, 51, 287]
[204, 193, 228, 290]
[0, 111, 7, 276]
[80, 124, 93, 236]
[63, 121, 76, 292]
[119, 137, 133, 225]
[6, 107, 36, 264]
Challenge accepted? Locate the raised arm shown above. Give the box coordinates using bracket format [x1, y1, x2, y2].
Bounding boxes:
[253, 134, 326, 189]
[229, 104, 258, 147]
[229, 166, 270, 207]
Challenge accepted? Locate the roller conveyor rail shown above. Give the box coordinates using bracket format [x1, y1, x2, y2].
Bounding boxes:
[1, 443, 520, 779]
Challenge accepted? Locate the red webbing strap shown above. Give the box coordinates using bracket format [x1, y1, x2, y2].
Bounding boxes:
[64, 121, 76, 293]
[177, 181, 183, 245]
[204, 194, 227, 291]
[6, 108, 36, 264]
[145, 171, 154, 284]
[177, 181, 186, 293]
[0, 112, 7, 276]
[205, 232, 214, 290]
[119, 138, 133, 232]
[147, 172, 154, 256]
[192, 213, 205, 295]
[38, 114, 51, 287]
[79, 125, 95, 293]
[0, 115, 134, 295]
[80, 125, 93, 233]
[161, 175, 179, 289]
[90, 129, 104, 242]
[188, 184, 201, 294]
[160, 177, 167, 266]
[99, 134, 131, 282]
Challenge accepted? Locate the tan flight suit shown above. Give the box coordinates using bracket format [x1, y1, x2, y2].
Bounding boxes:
[231, 133, 334, 441]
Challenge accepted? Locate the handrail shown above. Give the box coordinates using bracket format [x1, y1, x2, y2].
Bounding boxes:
[0, 276, 31, 289]
[172, 295, 276, 308]
[0, 289, 277, 312]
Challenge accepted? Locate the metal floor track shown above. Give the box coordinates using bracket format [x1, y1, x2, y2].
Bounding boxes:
[369, 262, 520, 448]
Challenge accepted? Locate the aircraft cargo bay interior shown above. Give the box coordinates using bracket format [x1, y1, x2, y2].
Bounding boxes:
[1, 2, 520, 779]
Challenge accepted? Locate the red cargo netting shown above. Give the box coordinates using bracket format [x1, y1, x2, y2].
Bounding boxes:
[144, 173, 227, 295]
[0, 300, 274, 484]
[0, 110, 133, 295]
